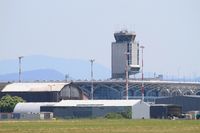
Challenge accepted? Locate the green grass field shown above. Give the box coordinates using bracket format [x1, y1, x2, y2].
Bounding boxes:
[0, 119, 200, 133]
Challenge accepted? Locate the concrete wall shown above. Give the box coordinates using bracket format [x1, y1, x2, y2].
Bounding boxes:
[131, 42, 139, 66]
[111, 41, 139, 78]
[112, 42, 127, 78]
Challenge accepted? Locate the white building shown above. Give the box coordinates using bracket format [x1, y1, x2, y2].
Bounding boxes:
[14, 102, 56, 114]
[14, 100, 150, 119]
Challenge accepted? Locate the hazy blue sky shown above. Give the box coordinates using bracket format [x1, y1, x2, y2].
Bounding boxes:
[0, 0, 200, 77]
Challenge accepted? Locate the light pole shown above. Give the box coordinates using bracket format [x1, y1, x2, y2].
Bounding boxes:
[140, 46, 145, 102]
[125, 52, 130, 100]
[90, 59, 95, 100]
[18, 56, 24, 83]
[65, 74, 69, 82]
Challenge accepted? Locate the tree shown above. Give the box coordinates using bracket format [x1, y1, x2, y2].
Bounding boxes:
[0, 95, 25, 113]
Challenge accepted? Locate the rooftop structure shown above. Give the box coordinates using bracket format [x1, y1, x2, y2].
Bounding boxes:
[54, 99, 141, 107]
[2, 83, 67, 92]
[114, 30, 136, 42]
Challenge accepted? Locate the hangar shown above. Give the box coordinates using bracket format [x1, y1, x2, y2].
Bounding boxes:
[14, 100, 150, 119]
[0, 83, 86, 102]
[155, 95, 200, 112]
[150, 104, 182, 119]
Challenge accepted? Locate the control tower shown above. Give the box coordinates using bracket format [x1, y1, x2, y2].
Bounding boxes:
[111, 30, 140, 79]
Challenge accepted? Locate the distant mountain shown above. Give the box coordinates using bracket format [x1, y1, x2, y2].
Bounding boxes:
[0, 55, 111, 81]
[0, 69, 65, 82]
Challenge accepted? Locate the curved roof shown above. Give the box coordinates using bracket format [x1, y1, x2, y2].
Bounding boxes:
[13, 102, 56, 113]
[0, 82, 10, 91]
[2, 83, 69, 92]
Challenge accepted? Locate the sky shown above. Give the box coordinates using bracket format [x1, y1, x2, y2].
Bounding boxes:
[0, 0, 200, 78]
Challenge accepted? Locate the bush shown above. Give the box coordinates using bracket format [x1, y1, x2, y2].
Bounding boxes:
[196, 114, 200, 119]
[105, 108, 132, 119]
[121, 108, 132, 119]
[105, 112, 124, 119]
[0, 95, 25, 113]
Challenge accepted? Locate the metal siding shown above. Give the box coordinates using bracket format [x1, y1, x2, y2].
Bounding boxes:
[1, 92, 59, 102]
[53, 107, 92, 119]
[155, 96, 200, 112]
[51, 106, 131, 119]
[132, 102, 150, 119]
[60, 85, 82, 100]
[2, 83, 68, 92]
[150, 106, 167, 119]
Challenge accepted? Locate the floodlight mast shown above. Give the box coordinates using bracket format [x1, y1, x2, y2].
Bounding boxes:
[18, 56, 24, 83]
[140, 46, 145, 102]
[125, 52, 130, 100]
[90, 59, 95, 100]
